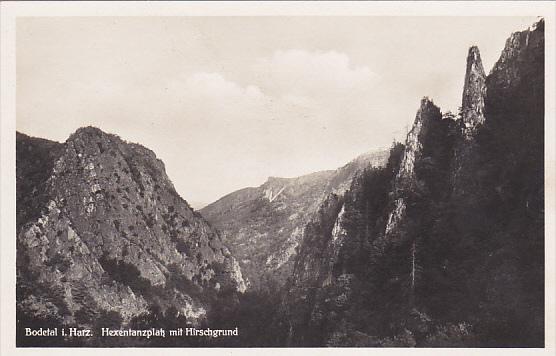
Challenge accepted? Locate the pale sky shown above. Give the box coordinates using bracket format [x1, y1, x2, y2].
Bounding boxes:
[17, 16, 537, 208]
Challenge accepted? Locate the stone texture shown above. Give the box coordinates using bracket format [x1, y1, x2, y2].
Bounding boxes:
[460, 46, 487, 138]
[279, 19, 544, 347]
[385, 98, 444, 236]
[201, 149, 389, 290]
[17, 127, 246, 331]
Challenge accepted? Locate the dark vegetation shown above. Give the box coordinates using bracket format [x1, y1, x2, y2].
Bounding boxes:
[278, 20, 544, 347]
[15, 21, 544, 348]
[16, 133, 63, 229]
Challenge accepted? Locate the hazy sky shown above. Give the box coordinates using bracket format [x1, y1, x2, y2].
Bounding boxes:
[17, 16, 537, 207]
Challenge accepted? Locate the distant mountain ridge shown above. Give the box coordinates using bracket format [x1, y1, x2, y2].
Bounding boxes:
[200, 149, 389, 290]
[14, 18, 545, 348]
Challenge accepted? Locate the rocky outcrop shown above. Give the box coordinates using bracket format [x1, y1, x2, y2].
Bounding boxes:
[460, 46, 487, 138]
[395, 98, 442, 183]
[279, 144, 405, 346]
[281, 194, 345, 346]
[201, 149, 389, 290]
[451, 46, 487, 196]
[281, 95, 455, 346]
[280, 19, 544, 347]
[489, 20, 544, 93]
[17, 127, 246, 345]
[16, 133, 64, 229]
[385, 98, 447, 235]
[15, 18, 544, 348]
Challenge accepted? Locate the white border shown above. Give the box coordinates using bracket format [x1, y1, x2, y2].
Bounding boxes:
[1, 1, 555, 355]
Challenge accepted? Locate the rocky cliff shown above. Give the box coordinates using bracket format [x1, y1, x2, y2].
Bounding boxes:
[280, 19, 544, 347]
[16, 127, 246, 346]
[15, 18, 545, 349]
[384, 98, 454, 235]
[460, 46, 487, 138]
[200, 150, 389, 290]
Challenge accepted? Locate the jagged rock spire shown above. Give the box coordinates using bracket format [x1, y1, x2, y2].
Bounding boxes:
[460, 46, 487, 139]
[386, 97, 442, 235]
[396, 97, 441, 183]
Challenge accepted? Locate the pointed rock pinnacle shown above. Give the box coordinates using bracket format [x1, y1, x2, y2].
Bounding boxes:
[461, 46, 487, 138]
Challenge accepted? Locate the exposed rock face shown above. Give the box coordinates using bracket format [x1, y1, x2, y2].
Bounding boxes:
[385, 98, 447, 235]
[17, 127, 246, 344]
[280, 19, 544, 347]
[280, 96, 452, 346]
[280, 144, 408, 346]
[200, 150, 389, 290]
[14, 18, 544, 349]
[460, 46, 487, 138]
[16, 133, 64, 229]
[281, 193, 346, 345]
[395, 98, 441, 183]
[451, 46, 487, 196]
[489, 20, 544, 93]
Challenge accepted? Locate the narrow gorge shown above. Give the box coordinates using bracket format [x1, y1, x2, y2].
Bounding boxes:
[15, 18, 545, 348]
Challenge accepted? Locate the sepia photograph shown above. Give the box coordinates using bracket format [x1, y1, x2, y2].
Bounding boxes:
[1, 1, 555, 354]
